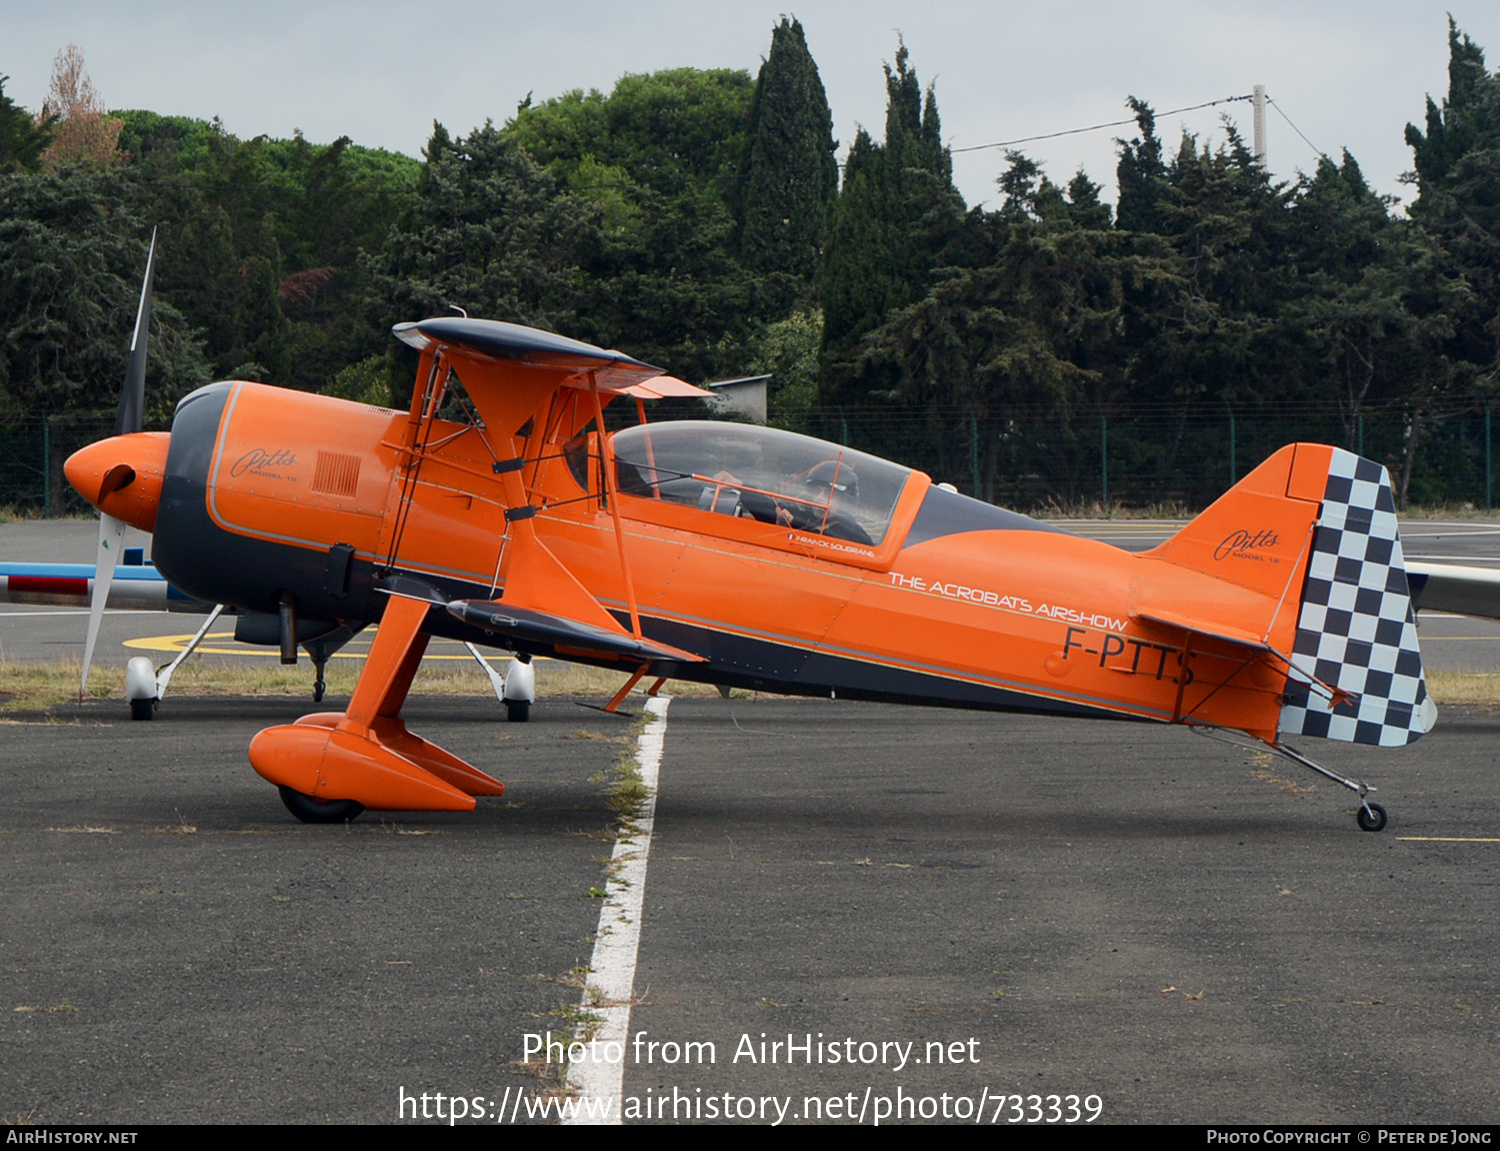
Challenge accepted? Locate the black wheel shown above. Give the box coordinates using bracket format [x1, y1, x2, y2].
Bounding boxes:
[130, 697, 154, 721]
[506, 700, 530, 723]
[277, 784, 364, 824]
[1357, 802, 1388, 832]
[312, 679, 325, 703]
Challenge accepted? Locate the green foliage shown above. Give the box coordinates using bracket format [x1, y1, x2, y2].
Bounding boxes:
[364, 120, 603, 335]
[0, 169, 210, 420]
[503, 69, 753, 204]
[743, 309, 823, 431]
[324, 351, 399, 408]
[1403, 17, 1500, 395]
[819, 40, 963, 403]
[734, 18, 838, 283]
[4, 21, 1500, 514]
[0, 76, 54, 173]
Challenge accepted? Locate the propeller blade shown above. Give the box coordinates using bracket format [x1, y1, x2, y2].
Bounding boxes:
[80, 512, 127, 702]
[115, 227, 156, 436]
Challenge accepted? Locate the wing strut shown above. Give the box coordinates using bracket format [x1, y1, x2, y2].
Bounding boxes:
[588, 371, 643, 640]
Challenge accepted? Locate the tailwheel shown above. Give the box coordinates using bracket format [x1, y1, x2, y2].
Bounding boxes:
[1272, 741, 1388, 833]
[1357, 802, 1388, 833]
[277, 785, 364, 824]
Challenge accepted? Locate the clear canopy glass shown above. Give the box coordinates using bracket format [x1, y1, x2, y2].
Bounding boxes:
[611, 421, 912, 546]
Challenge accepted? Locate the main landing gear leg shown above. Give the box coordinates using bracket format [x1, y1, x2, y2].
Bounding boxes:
[249, 593, 505, 822]
[1273, 741, 1387, 832]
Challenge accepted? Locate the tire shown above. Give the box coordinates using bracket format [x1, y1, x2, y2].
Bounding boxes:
[130, 697, 154, 721]
[1356, 802, 1388, 832]
[506, 700, 531, 723]
[277, 784, 364, 824]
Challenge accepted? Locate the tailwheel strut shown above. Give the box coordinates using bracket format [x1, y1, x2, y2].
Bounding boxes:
[1273, 741, 1387, 832]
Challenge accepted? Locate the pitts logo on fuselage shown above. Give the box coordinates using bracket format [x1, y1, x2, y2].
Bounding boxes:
[230, 448, 299, 481]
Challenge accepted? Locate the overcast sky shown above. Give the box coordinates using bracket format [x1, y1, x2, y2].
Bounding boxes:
[7, 1, 1498, 212]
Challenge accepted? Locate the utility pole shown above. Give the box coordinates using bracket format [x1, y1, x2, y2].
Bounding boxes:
[1253, 84, 1267, 169]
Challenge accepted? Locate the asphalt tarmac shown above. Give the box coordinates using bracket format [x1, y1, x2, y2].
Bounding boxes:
[1, 520, 1497, 1125]
[1, 694, 1496, 1125]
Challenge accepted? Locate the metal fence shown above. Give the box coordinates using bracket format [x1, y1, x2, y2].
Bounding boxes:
[1, 415, 118, 517]
[797, 399, 1498, 513]
[4, 399, 1495, 518]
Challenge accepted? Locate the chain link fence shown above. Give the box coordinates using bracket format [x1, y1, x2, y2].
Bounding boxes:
[4, 400, 1494, 519]
[1, 414, 119, 517]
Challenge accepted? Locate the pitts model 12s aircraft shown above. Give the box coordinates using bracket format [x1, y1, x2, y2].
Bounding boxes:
[65, 295, 1434, 829]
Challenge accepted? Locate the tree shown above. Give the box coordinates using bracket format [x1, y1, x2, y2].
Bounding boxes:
[38, 45, 122, 171]
[502, 68, 753, 206]
[734, 18, 838, 286]
[0, 169, 210, 419]
[819, 40, 963, 402]
[0, 76, 53, 172]
[364, 121, 604, 338]
[861, 157, 1131, 501]
[1115, 99, 1169, 235]
[1403, 18, 1500, 395]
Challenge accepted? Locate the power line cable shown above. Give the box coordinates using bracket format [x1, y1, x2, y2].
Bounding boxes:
[950, 95, 1254, 154]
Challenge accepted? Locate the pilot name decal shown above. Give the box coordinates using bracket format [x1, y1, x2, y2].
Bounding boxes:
[231, 448, 298, 481]
[888, 571, 1126, 631]
[1214, 528, 1281, 562]
[1063, 625, 1193, 683]
[791, 533, 873, 556]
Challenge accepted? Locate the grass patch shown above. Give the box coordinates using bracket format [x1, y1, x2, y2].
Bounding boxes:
[1426, 670, 1500, 707]
[0, 655, 733, 713]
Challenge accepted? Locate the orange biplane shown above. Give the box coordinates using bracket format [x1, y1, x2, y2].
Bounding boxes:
[66, 305, 1434, 831]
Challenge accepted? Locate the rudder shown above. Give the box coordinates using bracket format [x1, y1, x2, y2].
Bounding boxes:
[1277, 450, 1435, 747]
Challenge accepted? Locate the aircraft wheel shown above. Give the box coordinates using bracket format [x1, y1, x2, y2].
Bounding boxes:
[130, 697, 154, 721]
[277, 785, 365, 824]
[506, 700, 530, 723]
[313, 679, 325, 703]
[1356, 802, 1388, 833]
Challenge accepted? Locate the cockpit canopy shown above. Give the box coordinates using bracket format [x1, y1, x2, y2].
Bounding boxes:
[610, 421, 912, 546]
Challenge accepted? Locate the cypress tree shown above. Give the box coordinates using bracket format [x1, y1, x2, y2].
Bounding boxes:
[819, 40, 961, 402]
[1403, 19, 1500, 391]
[736, 18, 838, 282]
[1115, 98, 1168, 234]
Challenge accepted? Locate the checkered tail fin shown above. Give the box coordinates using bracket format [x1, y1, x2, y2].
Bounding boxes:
[1277, 450, 1436, 747]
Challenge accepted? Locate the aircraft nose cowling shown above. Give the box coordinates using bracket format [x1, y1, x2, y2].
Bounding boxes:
[64, 432, 169, 532]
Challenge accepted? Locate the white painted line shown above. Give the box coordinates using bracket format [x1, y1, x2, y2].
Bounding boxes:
[564, 695, 669, 1126]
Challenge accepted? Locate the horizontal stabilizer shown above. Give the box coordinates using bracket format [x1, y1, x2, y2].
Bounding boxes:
[447, 599, 703, 665]
[1407, 561, 1500, 620]
[1131, 610, 1271, 653]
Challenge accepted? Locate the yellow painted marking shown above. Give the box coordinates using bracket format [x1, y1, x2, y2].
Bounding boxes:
[1396, 837, 1500, 843]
